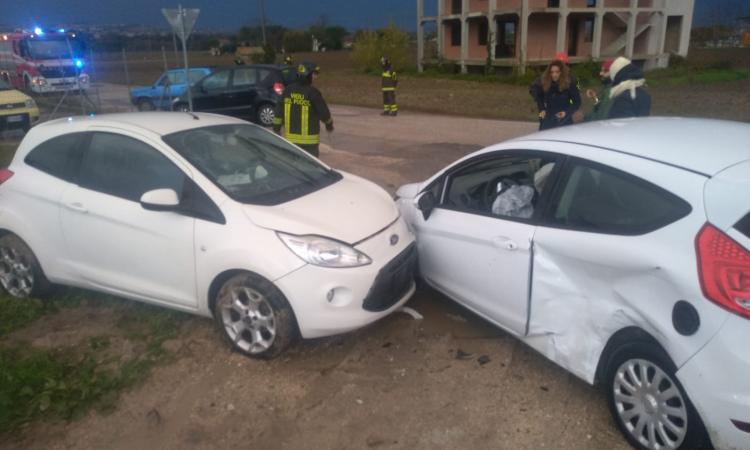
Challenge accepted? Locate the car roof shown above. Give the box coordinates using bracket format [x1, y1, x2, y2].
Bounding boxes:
[166, 67, 211, 73]
[509, 117, 750, 176]
[35, 112, 249, 137]
[213, 64, 287, 72]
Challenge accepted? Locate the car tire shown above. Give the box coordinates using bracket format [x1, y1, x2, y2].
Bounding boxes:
[604, 341, 711, 450]
[256, 103, 275, 127]
[213, 272, 297, 359]
[137, 98, 156, 111]
[0, 234, 52, 299]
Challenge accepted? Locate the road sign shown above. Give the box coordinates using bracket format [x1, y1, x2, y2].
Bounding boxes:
[162, 7, 200, 43]
[161, 5, 199, 112]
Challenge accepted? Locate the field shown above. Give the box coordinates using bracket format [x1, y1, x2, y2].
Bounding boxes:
[87, 48, 750, 123]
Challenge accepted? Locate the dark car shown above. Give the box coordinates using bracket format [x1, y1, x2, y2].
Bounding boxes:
[172, 65, 296, 127]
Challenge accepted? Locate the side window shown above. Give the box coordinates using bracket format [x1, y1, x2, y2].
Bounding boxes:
[443, 153, 558, 220]
[202, 71, 230, 91]
[232, 68, 258, 87]
[79, 133, 186, 203]
[548, 160, 692, 235]
[167, 71, 186, 85]
[188, 70, 208, 84]
[24, 133, 85, 183]
[257, 69, 273, 84]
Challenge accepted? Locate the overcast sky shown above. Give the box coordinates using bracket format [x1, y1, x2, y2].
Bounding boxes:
[0, 0, 737, 31]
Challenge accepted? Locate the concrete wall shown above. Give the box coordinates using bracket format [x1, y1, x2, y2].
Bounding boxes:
[468, 19, 488, 58]
[604, 0, 630, 7]
[495, 0, 523, 9]
[443, 21, 462, 59]
[470, 0, 490, 12]
[527, 13, 559, 60]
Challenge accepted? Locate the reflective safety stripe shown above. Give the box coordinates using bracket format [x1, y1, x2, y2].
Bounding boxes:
[285, 132, 319, 145]
[301, 105, 309, 138]
[382, 87, 396, 91]
[284, 101, 291, 136]
[382, 72, 393, 77]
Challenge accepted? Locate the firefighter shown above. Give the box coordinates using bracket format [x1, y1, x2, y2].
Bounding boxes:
[381, 56, 398, 116]
[273, 62, 334, 158]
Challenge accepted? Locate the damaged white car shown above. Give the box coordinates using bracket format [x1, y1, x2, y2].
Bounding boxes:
[396, 118, 750, 450]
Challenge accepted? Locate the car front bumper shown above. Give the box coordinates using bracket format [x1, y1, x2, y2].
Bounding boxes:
[677, 314, 750, 449]
[274, 218, 417, 339]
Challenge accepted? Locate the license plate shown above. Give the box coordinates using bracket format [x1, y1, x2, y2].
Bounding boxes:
[6, 115, 23, 123]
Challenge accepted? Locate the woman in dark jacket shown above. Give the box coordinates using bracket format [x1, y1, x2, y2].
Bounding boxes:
[530, 60, 581, 131]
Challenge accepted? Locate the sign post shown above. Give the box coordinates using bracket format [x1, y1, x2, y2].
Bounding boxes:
[162, 5, 200, 112]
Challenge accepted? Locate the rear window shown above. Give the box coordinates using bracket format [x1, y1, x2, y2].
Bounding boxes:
[548, 159, 692, 235]
[737, 212, 750, 239]
[24, 133, 85, 183]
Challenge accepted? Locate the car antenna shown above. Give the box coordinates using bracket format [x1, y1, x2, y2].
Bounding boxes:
[184, 111, 200, 121]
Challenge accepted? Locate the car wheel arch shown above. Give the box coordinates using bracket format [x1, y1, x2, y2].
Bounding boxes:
[593, 326, 669, 385]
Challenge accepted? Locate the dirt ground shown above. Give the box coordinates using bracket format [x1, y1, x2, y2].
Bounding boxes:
[0, 106, 634, 450]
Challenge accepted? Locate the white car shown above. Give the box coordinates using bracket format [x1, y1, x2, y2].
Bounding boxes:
[396, 118, 750, 450]
[0, 112, 416, 358]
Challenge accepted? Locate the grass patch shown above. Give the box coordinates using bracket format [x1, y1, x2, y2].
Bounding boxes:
[648, 67, 750, 86]
[0, 292, 187, 435]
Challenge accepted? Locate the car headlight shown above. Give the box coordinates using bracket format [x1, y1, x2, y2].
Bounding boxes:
[277, 232, 372, 268]
[24, 99, 36, 108]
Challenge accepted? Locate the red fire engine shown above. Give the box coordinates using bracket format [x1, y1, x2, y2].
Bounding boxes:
[0, 28, 89, 93]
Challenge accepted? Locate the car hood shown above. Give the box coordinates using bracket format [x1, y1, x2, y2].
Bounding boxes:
[0, 89, 31, 104]
[243, 171, 399, 245]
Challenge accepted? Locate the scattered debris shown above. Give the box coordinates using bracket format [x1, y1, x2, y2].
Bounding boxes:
[477, 355, 491, 366]
[398, 306, 424, 320]
[540, 386, 549, 392]
[382, 342, 393, 348]
[355, 399, 364, 405]
[445, 313, 467, 323]
[455, 349, 473, 360]
[146, 408, 162, 427]
[366, 436, 386, 447]
[227, 403, 236, 411]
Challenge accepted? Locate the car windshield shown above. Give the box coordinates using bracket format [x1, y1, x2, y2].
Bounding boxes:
[26, 38, 83, 60]
[163, 124, 341, 205]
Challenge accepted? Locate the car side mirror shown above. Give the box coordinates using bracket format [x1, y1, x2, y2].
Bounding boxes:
[417, 191, 437, 221]
[140, 189, 180, 212]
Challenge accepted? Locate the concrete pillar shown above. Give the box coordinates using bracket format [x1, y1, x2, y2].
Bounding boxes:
[556, 12, 569, 54]
[461, 0, 469, 72]
[437, 0, 444, 57]
[678, 1, 693, 56]
[519, 0, 529, 74]
[625, 10, 637, 58]
[417, 0, 424, 71]
[592, 13, 604, 59]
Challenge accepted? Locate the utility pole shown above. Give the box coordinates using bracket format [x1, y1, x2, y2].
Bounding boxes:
[259, 0, 268, 46]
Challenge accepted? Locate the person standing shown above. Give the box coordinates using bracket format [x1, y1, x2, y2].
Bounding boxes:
[283, 54, 294, 66]
[273, 62, 334, 158]
[381, 56, 398, 116]
[530, 59, 581, 131]
[606, 57, 651, 119]
[583, 59, 615, 122]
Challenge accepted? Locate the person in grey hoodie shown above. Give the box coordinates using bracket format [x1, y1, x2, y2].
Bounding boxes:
[606, 56, 651, 119]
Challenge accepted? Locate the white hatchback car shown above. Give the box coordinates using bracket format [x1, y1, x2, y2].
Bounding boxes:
[0, 112, 416, 358]
[396, 118, 750, 450]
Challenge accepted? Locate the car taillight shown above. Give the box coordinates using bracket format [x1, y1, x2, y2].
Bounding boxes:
[0, 169, 14, 185]
[696, 223, 750, 319]
[273, 82, 284, 96]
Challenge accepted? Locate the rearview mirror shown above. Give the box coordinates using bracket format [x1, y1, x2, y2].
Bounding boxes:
[140, 189, 180, 212]
[417, 191, 437, 221]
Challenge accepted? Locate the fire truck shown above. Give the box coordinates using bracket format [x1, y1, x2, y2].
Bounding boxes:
[0, 28, 89, 94]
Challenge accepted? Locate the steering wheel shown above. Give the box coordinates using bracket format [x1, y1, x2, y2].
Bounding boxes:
[483, 176, 518, 211]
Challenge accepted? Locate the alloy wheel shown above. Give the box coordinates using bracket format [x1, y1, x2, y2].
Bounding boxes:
[219, 286, 276, 354]
[613, 358, 689, 450]
[0, 245, 34, 298]
[258, 106, 275, 126]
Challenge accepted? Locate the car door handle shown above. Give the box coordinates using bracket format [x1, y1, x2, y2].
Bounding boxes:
[66, 202, 88, 214]
[492, 236, 518, 251]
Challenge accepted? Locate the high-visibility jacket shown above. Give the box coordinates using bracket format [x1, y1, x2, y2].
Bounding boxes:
[382, 70, 398, 92]
[273, 81, 332, 146]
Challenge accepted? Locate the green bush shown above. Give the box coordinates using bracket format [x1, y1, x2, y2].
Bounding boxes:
[352, 24, 410, 72]
[570, 59, 600, 86]
[283, 30, 313, 53]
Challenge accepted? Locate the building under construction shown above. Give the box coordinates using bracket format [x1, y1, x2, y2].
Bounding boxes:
[416, 0, 695, 72]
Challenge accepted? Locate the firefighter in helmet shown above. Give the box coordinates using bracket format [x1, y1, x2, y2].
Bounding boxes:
[273, 62, 334, 158]
[381, 56, 398, 116]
